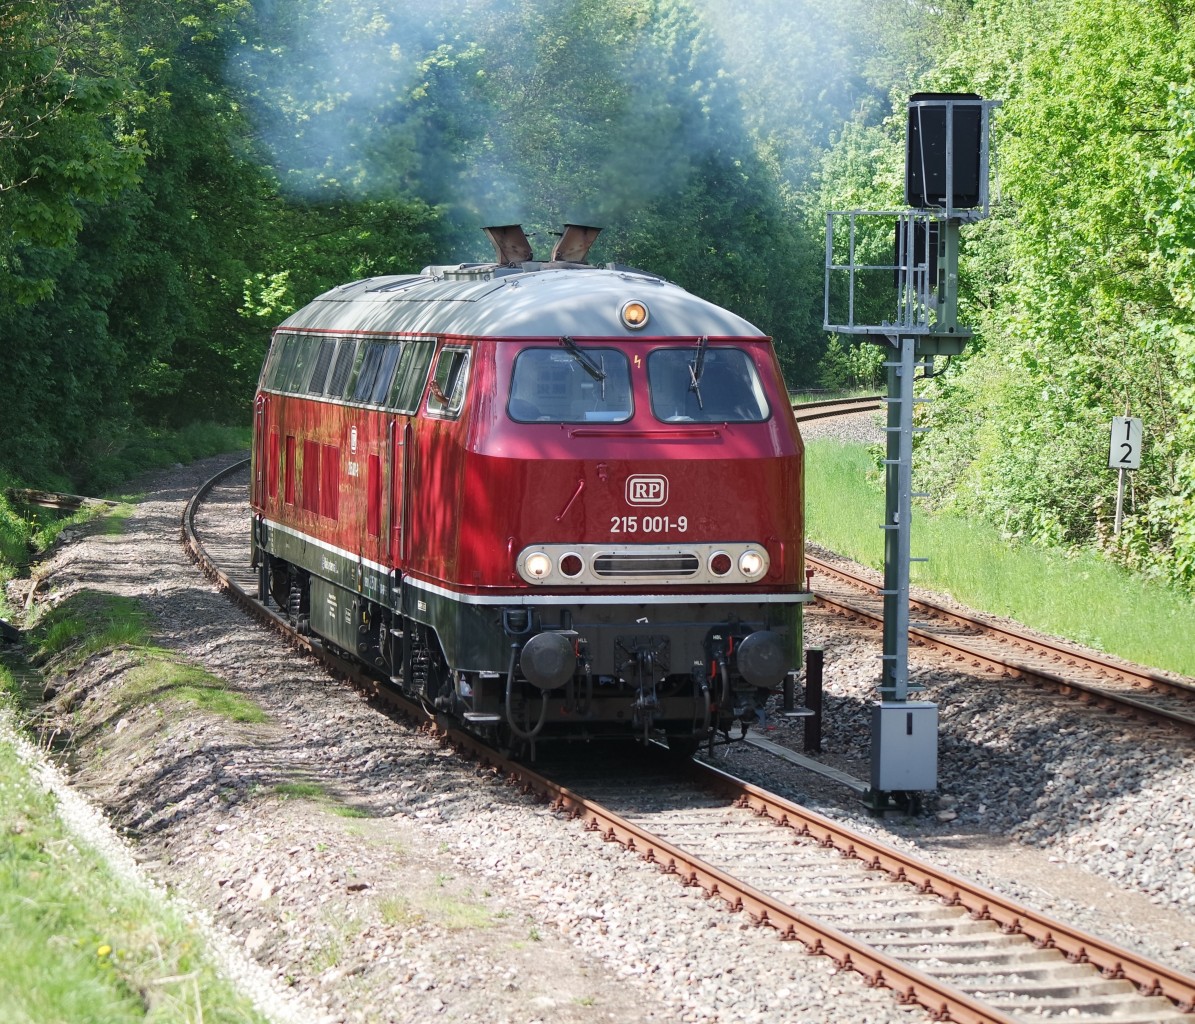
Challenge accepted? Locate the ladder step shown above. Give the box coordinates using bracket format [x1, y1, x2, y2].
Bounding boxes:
[463, 712, 502, 724]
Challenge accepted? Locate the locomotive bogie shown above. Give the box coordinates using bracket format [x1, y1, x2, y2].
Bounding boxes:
[250, 226, 810, 752]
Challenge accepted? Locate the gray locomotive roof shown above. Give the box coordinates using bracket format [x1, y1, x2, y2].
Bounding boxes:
[276, 263, 766, 339]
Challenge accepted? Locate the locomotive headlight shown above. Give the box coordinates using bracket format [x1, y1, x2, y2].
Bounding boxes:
[738, 549, 768, 580]
[524, 552, 553, 580]
[620, 299, 650, 330]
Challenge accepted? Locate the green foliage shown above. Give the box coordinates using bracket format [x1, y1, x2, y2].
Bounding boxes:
[816, 337, 886, 391]
[907, 0, 1195, 593]
[0, 488, 30, 572]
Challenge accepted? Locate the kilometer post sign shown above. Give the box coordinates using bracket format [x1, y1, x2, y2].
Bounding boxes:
[1108, 416, 1143, 471]
[1109, 416, 1143, 536]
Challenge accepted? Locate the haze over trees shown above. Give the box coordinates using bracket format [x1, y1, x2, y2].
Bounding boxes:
[1, 0, 1192, 594]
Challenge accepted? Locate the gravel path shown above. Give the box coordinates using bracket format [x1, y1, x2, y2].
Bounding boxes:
[8, 439, 1195, 1024]
[14, 455, 926, 1024]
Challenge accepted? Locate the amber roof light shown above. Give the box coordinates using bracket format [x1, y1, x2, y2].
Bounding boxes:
[620, 300, 649, 330]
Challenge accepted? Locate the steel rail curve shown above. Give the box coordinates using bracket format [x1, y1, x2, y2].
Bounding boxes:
[807, 554, 1195, 737]
[184, 460, 1195, 1023]
[792, 395, 883, 423]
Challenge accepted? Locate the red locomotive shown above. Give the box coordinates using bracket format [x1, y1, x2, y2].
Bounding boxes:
[250, 224, 810, 755]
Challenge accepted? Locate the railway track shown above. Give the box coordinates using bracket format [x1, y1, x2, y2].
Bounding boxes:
[185, 459, 1195, 1024]
[808, 554, 1195, 737]
[792, 394, 883, 423]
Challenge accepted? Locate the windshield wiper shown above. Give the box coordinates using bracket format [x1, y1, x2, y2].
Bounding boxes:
[688, 336, 709, 409]
[560, 335, 607, 398]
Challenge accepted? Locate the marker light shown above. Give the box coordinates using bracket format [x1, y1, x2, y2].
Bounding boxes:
[620, 300, 649, 330]
[738, 549, 767, 580]
[524, 552, 552, 580]
[709, 551, 733, 576]
[559, 553, 584, 577]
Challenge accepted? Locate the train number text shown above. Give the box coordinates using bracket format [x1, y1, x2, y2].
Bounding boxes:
[610, 515, 688, 533]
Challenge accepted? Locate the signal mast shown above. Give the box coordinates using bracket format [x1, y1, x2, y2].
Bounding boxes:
[824, 93, 998, 810]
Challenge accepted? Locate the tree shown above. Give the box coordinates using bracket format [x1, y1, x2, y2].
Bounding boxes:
[910, 0, 1195, 591]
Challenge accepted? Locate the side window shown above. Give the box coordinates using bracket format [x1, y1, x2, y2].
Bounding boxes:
[327, 339, 357, 397]
[369, 343, 403, 405]
[284, 336, 320, 393]
[266, 336, 299, 390]
[350, 342, 386, 403]
[426, 348, 470, 419]
[388, 339, 436, 413]
[306, 339, 336, 395]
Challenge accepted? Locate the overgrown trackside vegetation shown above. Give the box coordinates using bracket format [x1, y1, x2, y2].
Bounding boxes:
[23, 589, 266, 727]
[805, 440, 1195, 677]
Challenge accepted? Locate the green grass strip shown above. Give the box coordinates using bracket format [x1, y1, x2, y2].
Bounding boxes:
[0, 701, 270, 1023]
[805, 439, 1195, 676]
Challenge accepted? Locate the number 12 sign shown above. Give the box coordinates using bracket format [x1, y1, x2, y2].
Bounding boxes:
[1108, 416, 1143, 471]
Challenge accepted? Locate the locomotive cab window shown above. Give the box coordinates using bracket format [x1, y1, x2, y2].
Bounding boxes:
[387, 339, 436, 413]
[427, 347, 470, 419]
[648, 346, 770, 423]
[508, 346, 632, 423]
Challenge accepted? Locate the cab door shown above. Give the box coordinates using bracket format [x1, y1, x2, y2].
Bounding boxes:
[386, 419, 411, 568]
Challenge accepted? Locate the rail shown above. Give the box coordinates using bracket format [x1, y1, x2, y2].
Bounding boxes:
[807, 553, 1195, 736]
[183, 460, 1195, 1024]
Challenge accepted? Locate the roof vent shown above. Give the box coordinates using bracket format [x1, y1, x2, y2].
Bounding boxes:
[483, 224, 534, 266]
[549, 224, 602, 264]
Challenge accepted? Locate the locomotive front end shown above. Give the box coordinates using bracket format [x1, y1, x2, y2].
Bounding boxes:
[436, 283, 810, 753]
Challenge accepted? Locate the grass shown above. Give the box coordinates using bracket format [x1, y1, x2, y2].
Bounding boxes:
[120, 661, 267, 724]
[25, 591, 265, 727]
[805, 439, 1195, 677]
[0, 684, 269, 1024]
[789, 387, 876, 405]
[0, 435, 263, 1022]
[29, 592, 151, 669]
[273, 780, 371, 818]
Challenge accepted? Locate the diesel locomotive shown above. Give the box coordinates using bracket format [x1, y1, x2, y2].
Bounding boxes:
[249, 224, 810, 755]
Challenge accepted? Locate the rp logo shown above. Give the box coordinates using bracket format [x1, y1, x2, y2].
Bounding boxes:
[626, 474, 668, 506]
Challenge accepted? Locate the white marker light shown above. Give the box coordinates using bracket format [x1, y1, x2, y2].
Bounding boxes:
[738, 550, 767, 580]
[524, 552, 552, 580]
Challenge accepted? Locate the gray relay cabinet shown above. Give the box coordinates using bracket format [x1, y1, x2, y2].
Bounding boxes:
[870, 701, 939, 792]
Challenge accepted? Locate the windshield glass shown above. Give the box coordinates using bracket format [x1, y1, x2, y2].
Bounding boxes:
[648, 347, 770, 422]
[509, 347, 633, 423]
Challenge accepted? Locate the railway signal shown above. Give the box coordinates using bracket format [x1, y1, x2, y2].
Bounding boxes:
[824, 93, 1000, 809]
